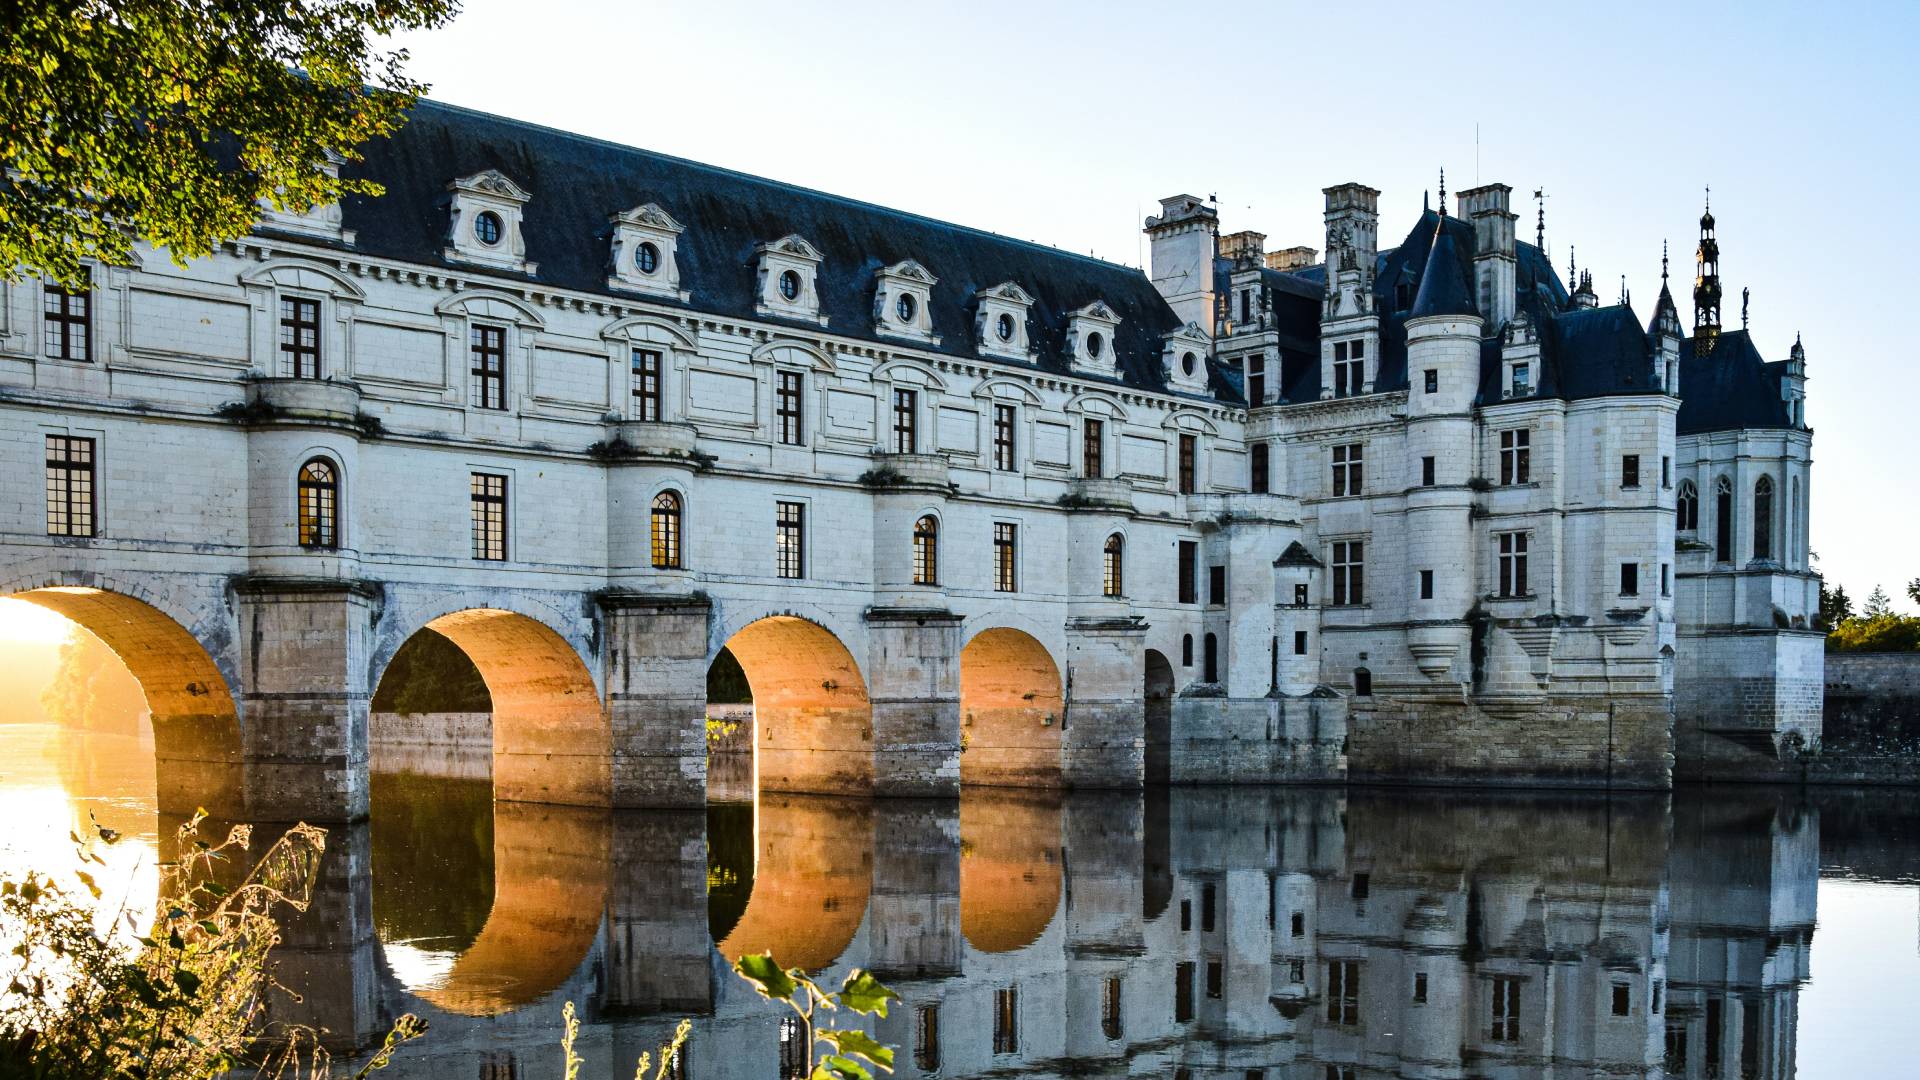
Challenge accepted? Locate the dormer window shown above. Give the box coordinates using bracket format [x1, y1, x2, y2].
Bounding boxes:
[755, 235, 826, 325]
[874, 259, 937, 344]
[444, 170, 534, 274]
[976, 282, 1035, 363]
[1160, 323, 1211, 394]
[256, 150, 355, 244]
[608, 202, 688, 301]
[1068, 300, 1121, 376]
[1510, 361, 1533, 398]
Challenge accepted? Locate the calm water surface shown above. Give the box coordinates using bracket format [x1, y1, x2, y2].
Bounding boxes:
[4, 722, 1918, 1079]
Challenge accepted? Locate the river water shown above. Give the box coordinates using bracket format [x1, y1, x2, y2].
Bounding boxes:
[2, 722, 1917, 1079]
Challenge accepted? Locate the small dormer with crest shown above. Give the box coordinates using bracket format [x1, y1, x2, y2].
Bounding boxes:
[1068, 300, 1121, 377]
[1500, 308, 1541, 400]
[1161, 323, 1212, 394]
[608, 202, 688, 301]
[974, 282, 1036, 363]
[257, 150, 355, 245]
[874, 259, 938, 345]
[445, 170, 535, 274]
[755, 235, 827, 325]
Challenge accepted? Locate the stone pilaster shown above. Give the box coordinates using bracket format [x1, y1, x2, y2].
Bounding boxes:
[1062, 616, 1147, 789]
[605, 809, 711, 1015]
[263, 819, 380, 1053]
[599, 592, 710, 809]
[866, 800, 960, 981]
[864, 608, 962, 798]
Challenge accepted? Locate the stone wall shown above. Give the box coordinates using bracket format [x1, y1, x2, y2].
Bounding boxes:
[1348, 694, 1674, 789]
[1824, 652, 1920, 750]
[369, 711, 491, 780]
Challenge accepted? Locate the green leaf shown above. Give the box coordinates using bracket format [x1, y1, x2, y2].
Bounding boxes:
[733, 952, 797, 1003]
[174, 968, 201, 996]
[836, 970, 900, 1017]
[812, 1057, 873, 1080]
[817, 1029, 894, 1070]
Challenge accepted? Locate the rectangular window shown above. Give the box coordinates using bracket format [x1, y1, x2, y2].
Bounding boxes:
[892, 388, 918, 454]
[470, 325, 507, 410]
[1208, 565, 1226, 606]
[1239, 289, 1251, 325]
[1101, 977, 1123, 1040]
[1331, 541, 1364, 606]
[1250, 443, 1270, 494]
[43, 274, 91, 361]
[1499, 429, 1531, 485]
[1206, 959, 1223, 999]
[993, 987, 1019, 1054]
[1178, 434, 1198, 494]
[776, 371, 804, 445]
[993, 404, 1017, 470]
[1247, 356, 1266, 405]
[1331, 443, 1362, 497]
[994, 523, 1017, 593]
[1662, 563, 1671, 597]
[1490, 977, 1521, 1042]
[1200, 883, 1216, 932]
[1180, 899, 1191, 931]
[1623, 453, 1641, 489]
[1289, 959, 1305, 983]
[914, 1005, 940, 1071]
[1294, 630, 1308, 655]
[1422, 455, 1436, 487]
[1290, 912, 1305, 937]
[1662, 455, 1672, 488]
[1419, 569, 1434, 600]
[1082, 418, 1104, 479]
[279, 296, 322, 379]
[776, 501, 806, 579]
[1621, 562, 1639, 596]
[1326, 960, 1359, 1025]
[1174, 963, 1195, 1023]
[1413, 972, 1429, 1005]
[470, 473, 507, 561]
[1293, 583, 1309, 606]
[44, 435, 96, 537]
[1333, 339, 1365, 397]
[1612, 982, 1631, 1017]
[631, 348, 663, 422]
[1424, 368, 1438, 394]
[1178, 541, 1198, 604]
[1511, 361, 1532, 396]
[1497, 531, 1529, 598]
[1351, 873, 1369, 899]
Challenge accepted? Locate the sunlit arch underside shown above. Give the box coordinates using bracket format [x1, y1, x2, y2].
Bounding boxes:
[414, 609, 609, 806]
[716, 794, 873, 971]
[5, 587, 242, 818]
[724, 616, 873, 796]
[960, 790, 1064, 953]
[960, 627, 1064, 788]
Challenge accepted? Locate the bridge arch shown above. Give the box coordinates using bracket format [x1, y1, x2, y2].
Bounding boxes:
[711, 794, 873, 971]
[959, 625, 1064, 788]
[0, 572, 242, 818]
[960, 791, 1063, 954]
[716, 610, 873, 797]
[371, 598, 608, 807]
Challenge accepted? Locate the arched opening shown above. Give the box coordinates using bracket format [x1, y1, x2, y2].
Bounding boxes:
[959, 791, 1062, 954]
[1753, 475, 1774, 561]
[1202, 633, 1220, 684]
[372, 609, 609, 807]
[720, 616, 873, 797]
[959, 627, 1064, 789]
[1, 587, 241, 821]
[1143, 649, 1174, 786]
[711, 793, 873, 970]
[651, 490, 683, 569]
[1676, 480, 1698, 533]
[913, 515, 939, 586]
[1102, 534, 1124, 597]
[297, 458, 339, 549]
[1353, 667, 1373, 697]
[1714, 476, 1734, 563]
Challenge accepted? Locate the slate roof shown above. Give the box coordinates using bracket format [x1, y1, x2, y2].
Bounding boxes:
[330, 100, 1208, 398]
[1675, 330, 1795, 434]
[1409, 219, 1476, 318]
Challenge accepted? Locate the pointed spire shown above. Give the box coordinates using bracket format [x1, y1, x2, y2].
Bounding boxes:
[1661, 239, 1669, 282]
[1694, 186, 1723, 353]
[1567, 245, 1576, 293]
[1423, 188, 1430, 213]
[1438, 168, 1446, 216]
[1620, 275, 1629, 307]
[1409, 216, 1476, 318]
[1533, 188, 1547, 251]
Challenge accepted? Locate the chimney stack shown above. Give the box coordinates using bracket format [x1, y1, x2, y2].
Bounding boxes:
[1266, 246, 1319, 272]
[1456, 183, 1517, 328]
[1145, 195, 1220, 335]
[1219, 230, 1266, 268]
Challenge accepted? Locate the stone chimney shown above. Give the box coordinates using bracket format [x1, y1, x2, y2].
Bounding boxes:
[1455, 183, 1516, 328]
[1266, 246, 1318, 272]
[1322, 184, 1379, 274]
[1145, 195, 1220, 335]
[1219, 230, 1266, 268]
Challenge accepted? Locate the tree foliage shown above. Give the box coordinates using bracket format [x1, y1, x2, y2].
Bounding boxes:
[1863, 585, 1894, 619]
[1909, 577, 1920, 608]
[1827, 613, 1920, 654]
[734, 954, 900, 1080]
[1, 0, 460, 286]
[1818, 581, 1853, 630]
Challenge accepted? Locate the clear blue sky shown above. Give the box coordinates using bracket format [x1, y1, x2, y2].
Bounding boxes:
[391, 0, 1918, 610]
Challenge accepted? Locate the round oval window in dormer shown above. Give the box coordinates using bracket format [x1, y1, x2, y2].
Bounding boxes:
[996, 312, 1015, 341]
[778, 269, 801, 302]
[636, 241, 660, 275]
[1182, 351, 1197, 377]
[474, 210, 503, 246]
[896, 293, 917, 324]
[1086, 331, 1105, 360]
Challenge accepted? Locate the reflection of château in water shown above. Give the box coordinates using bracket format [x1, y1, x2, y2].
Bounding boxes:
[298, 782, 1827, 1078]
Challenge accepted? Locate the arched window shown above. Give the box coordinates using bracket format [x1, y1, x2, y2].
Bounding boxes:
[1753, 475, 1773, 561]
[650, 490, 683, 569]
[912, 515, 939, 586]
[1181, 634, 1194, 667]
[1202, 633, 1219, 683]
[1353, 667, 1373, 697]
[1676, 480, 1698, 533]
[1102, 534, 1124, 597]
[1790, 477, 1801, 566]
[1714, 477, 1733, 563]
[297, 458, 338, 549]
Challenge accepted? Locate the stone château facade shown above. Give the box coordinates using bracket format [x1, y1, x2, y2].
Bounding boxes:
[0, 100, 1819, 818]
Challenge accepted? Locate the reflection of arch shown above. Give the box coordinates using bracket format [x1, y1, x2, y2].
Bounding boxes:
[960, 791, 1062, 953]
[715, 794, 873, 971]
[960, 628, 1064, 788]
[723, 615, 873, 796]
[380, 791, 612, 1016]
[2, 583, 241, 818]
[381, 609, 609, 806]
[1143, 650, 1174, 786]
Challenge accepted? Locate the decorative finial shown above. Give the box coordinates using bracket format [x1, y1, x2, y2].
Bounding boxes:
[1742, 286, 1750, 329]
[1438, 168, 1446, 216]
[1620, 275, 1629, 306]
[1568, 245, 1576, 289]
[1533, 188, 1547, 251]
[1661, 239, 1669, 282]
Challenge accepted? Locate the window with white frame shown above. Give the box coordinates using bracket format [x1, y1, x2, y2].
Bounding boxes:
[1331, 443, 1363, 497]
[1499, 429, 1530, 485]
[1331, 540, 1364, 605]
[1497, 531, 1529, 597]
